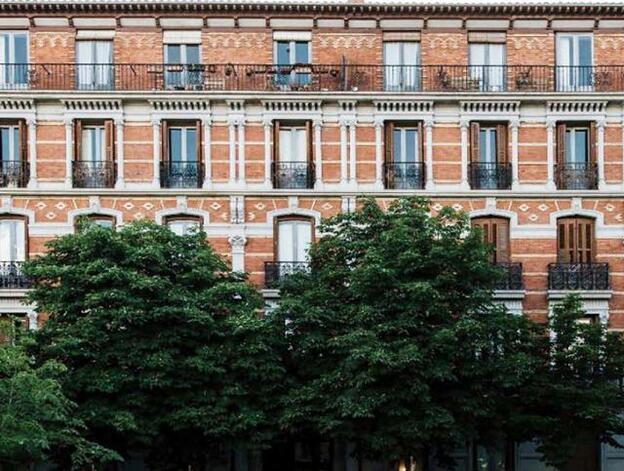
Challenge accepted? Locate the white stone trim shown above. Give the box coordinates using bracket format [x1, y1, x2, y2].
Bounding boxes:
[548, 290, 612, 326]
[68, 207, 124, 228]
[0, 197, 34, 224]
[154, 206, 210, 227]
[266, 208, 321, 227]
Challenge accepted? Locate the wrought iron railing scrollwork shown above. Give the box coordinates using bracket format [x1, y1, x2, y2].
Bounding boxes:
[0, 160, 29, 188]
[72, 160, 116, 188]
[0, 261, 29, 289]
[469, 162, 512, 190]
[160, 161, 204, 188]
[494, 262, 524, 290]
[264, 261, 310, 288]
[384, 162, 425, 190]
[272, 162, 315, 189]
[555, 163, 598, 190]
[548, 263, 609, 290]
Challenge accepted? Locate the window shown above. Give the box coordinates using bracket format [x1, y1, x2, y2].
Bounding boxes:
[276, 218, 313, 264]
[471, 217, 510, 264]
[0, 32, 27, 87]
[556, 34, 593, 91]
[75, 40, 113, 90]
[0, 121, 25, 163]
[557, 217, 594, 264]
[274, 39, 310, 88]
[556, 122, 596, 190]
[161, 121, 202, 188]
[165, 216, 201, 236]
[73, 120, 115, 188]
[384, 122, 424, 189]
[0, 314, 26, 345]
[469, 123, 510, 189]
[76, 214, 115, 231]
[81, 126, 106, 162]
[164, 43, 201, 89]
[469, 43, 505, 91]
[273, 121, 313, 189]
[384, 42, 420, 91]
[0, 218, 25, 262]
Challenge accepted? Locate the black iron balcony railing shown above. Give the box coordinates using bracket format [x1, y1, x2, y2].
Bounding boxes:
[494, 262, 524, 290]
[72, 160, 116, 188]
[555, 163, 598, 190]
[548, 262, 610, 291]
[272, 162, 315, 189]
[0, 160, 29, 188]
[3, 63, 624, 93]
[0, 261, 29, 289]
[384, 162, 425, 189]
[469, 162, 512, 190]
[264, 261, 309, 288]
[160, 161, 204, 188]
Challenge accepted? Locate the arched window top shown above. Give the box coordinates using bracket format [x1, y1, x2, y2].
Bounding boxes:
[471, 216, 510, 264]
[164, 214, 202, 236]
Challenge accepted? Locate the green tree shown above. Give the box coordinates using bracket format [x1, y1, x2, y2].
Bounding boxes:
[0, 331, 117, 469]
[25, 221, 284, 470]
[272, 197, 542, 468]
[526, 295, 624, 471]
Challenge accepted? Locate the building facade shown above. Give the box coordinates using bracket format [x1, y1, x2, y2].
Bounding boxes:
[0, 0, 623, 468]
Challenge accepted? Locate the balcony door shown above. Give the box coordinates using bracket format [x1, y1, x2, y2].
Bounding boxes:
[556, 122, 596, 189]
[384, 121, 423, 189]
[164, 43, 201, 90]
[74, 120, 114, 188]
[0, 218, 25, 263]
[277, 218, 312, 265]
[383, 42, 420, 91]
[162, 121, 201, 188]
[75, 40, 113, 90]
[469, 123, 509, 189]
[0, 121, 26, 187]
[471, 217, 510, 264]
[556, 34, 592, 91]
[0, 32, 27, 88]
[273, 121, 312, 189]
[557, 217, 594, 264]
[274, 40, 310, 88]
[469, 43, 505, 91]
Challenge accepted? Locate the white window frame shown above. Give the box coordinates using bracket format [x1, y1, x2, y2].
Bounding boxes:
[164, 43, 201, 65]
[168, 127, 197, 163]
[383, 41, 421, 91]
[469, 43, 506, 92]
[565, 127, 589, 164]
[277, 219, 312, 263]
[273, 40, 311, 65]
[0, 31, 28, 87]
[81, 125, 106, 163]
[556, 33, 594, 91]
[279, 125, 307, 163]
[0, 125, 19, 162]
[166, 217, 201, 236]
[0, 219, 25, 262]
[393, 126, 420, 163]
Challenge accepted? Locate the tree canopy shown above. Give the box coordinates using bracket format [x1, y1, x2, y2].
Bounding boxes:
[24, 220, 284, 470]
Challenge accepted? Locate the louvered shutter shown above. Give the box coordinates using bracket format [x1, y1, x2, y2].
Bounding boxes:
[577, 218, 594, 263]
[195, 120, 202, 164]
[469, 122, 480, 162]
[305, 120, 313, 165]
[17, 119, 26, 163]
[494, 217, 510, 263]
[556, 122, 566, 165]
[384, 121, 394, 187]
[557, 218, 574, 263]
[161, 120, 169, 163]
[588, 121, 596, 164]
[273, 120, 281, 163]
[74, 119, 82, 161]
[496, 123, 508, 163]
[104, 119, 114, 162]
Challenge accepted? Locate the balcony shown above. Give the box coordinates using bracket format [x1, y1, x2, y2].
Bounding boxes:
[272, 162, 315, 189]
[384, 162, 425, 189]
[494, 262, 524, 291]
[0, 261, 29, 289]
[555, 163, 598, 190]
[2, 64, 624, 93]
[469, 162, 512, 190]
[548, 263, 610, 290]
[264, 261, 309, 289]
[72, 160, 116, 188]
[160, 161, 203, 188]
[0, 161, 29, 188]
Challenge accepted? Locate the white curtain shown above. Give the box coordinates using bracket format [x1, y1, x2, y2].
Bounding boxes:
[0, 220, 24, 261]
[556, 36, 572, 91]
[168, 220, 199, 236]
[94, 41, 112, 87]
[279, 128, 307, 162]
[278, 220, 311, 262]
[76, 41, 94, 87]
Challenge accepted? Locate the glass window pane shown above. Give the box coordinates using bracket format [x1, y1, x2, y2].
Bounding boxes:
[565, 130, 574, 163]
[393, 128, 403, 162]
[166, 45, 181, 64]
[12, 127, 18, 161]
[578, 36, 592, 66]
[489, 130, 497, 163]
[294, 129, 306, 162]
[169, 129, 182, 161]
[275, 41, 289, 65]
[575, 129, 588, 163]
[0, 128, 9, 161]
[479, 129, 488, 162]
[13, 34, 26, 63]
[185, 45, 200, 64]
[295, 221, 312, 262]
[168, 219, 199, 236]
[278, 221, 294, 261]
[185, 128, 197, 162]
[470, 44, 486, 65]
[405, 129, 417, 163]
[279, 129, 291, 161]
[294, 42, 309, 63]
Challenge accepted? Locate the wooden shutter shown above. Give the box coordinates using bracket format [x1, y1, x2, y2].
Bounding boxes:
[556, 122, 566, 165]
[496, 123, 508, 163]
[273, 120, 281, 163]
[195, 120, 202, 163]
[557, 217, 594, 263]
[305, 120, 313, 164]
[469, 122, 480, 162]
[17, 119, 26, 163]
[588, 121, 596, 164]
[104, 119, 114, 162]
[493, 218, 510, 263]
[74, 119, 82, 161]
[417, 121, 424, 163]
[384, 121, 394, 187]
[472, 217, 510, 264]
[161, 120, 169, 163]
